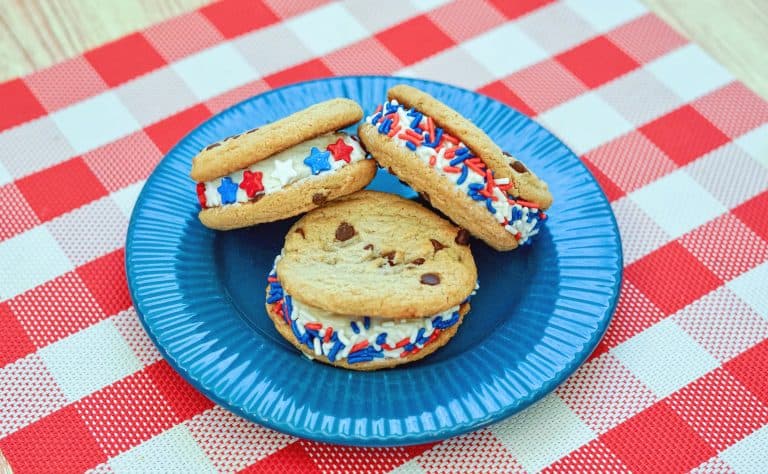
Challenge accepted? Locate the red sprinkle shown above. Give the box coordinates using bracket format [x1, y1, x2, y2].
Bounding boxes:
[442, 133, 459, 145]
[515, 200, 540, 208]
[539, 212, 547, 220]
[324, 327, 333, 343]
[443, 166, 462, 173]
[350, 341, 369, 353]
[380, 343, 393, 351]
[387, 125, 402, 138]
[267, 276, 278, 283]
[274, 299, 283, 315]
[390, 113, 400, 128]
[405, 128, 422, 139]
[429, 155, 436, 166]
[515, 232, 522, 240]
[304, 322, 322, 331]
[375, 104, 383, 113]
[444, 148, 456, 159]
[400, 350, 411, 358]
[395, 338, 411, 348]
[426, 117, 435, 143]
[465, 158, 486, 174]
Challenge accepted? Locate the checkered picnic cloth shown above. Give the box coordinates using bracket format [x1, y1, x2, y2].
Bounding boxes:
[1, 0, 767, 472]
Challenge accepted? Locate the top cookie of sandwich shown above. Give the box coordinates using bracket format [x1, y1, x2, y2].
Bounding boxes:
[190, 98, 363, 182]
[277, 191, 477, 319]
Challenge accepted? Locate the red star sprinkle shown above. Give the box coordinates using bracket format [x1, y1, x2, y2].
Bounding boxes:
[196, 182, 207, 208]
[327, 138, 354, 163]
[239, 170, 264, 198]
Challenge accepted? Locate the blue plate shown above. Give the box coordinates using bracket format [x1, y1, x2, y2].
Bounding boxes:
[126, 76, 622, 447]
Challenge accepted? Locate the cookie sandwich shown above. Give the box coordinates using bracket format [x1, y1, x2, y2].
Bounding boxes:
[265, 191, 478, 370]
[359, 85, 553, 251]
[191, 99, 376, 230]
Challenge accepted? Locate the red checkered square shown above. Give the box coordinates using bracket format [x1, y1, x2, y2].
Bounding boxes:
[584, 131, 677, 194]
[205, 79, 271, 114]
[301, 439, 433, 474]
[8, 271, 105, 347]
[542, 439, 629, 473]
[0, 79, 47, 132]
[640, 105, 730, 166]
[76, 369, 179, 457]
[680, 213, 768, 281]
[25, 57, 108, 112]
[144, 12, 224, 62]
[601, 402, 716, 473]
[417, 430, 523, 473]
[725, 339, 768, 406]
[144, 104, 212, 154]
[376, 16, 455, 66]
[598, 280, 666, 351]
[606, 13, 688, 63]
[323, 38, 403, 76]
[201, 0, 279, 39]
[693, 82, 768, 139]
[503, 59, 588, 114]
[76, 249, 132, 316]
[0, 303, 34, 367]
[263, 59, 334, 88]
[84, 33, 167, 87]
[15, 157, 108, 222]
[0, 183, 41, 242]
[667, 368, 768, 451]
[82, 131, 162, 192]
[625, 241, 723, 315]
[263, 0, 329, 18]
[145, 360, 214, 420]
[556, 36, 640, 89]
[113, 309, 162, 367]
[581, 158, 625, 202]
[478, 81, 536, 117]
[0, 405, 106, 474]
[428, 0, 506, 42]
[733, 191, 768, 241]
[487, 0, 553, 19]
[246, 441, 321, 473]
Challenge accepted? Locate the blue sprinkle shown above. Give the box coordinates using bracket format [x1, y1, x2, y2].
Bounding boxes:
[455, 147, 469, 156]
[405, 141, 417, 151]
[266, 294, 282, 304]
[403, 343, 415, 352]
[378, 118, 392, 134]
[331, 332, 339, 342]
[429, 127, 443, 147]
[415, 328, 427, 345]
[291, 320, 305, 341]
[470, 192, 485, 201]
[305, 328, 320, 338]
[407, 108, 419, 117]
[350, 321, 360, 334]
[363, 316, 370, 330]
[327, 341, 343, 362]
[449, 154, 470, 166]
[376, 333, 388, 345]
[485, 199, 497, 214]
[284, 296, 293, 319]
[370, 111, 382, 125]
[468, 183, 484, 190]
[386, 102, 399, 114]
[456, 166, 469, 185]
[409, 113, 423, 129]
[348, 355, 374, 364]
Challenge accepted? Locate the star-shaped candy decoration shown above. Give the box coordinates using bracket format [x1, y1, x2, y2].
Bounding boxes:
[273, 158, 298, 186]
[217, 177, 238, 204]
[303, 147, 332, 175]
[239, 170, 264, 198]
[327, 138, 354, 163]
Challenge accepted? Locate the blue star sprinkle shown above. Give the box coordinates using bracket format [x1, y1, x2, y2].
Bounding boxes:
[303, 147, 332, 175]
[217, 177, 238, 204]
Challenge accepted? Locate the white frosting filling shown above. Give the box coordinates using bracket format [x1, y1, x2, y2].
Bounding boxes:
[201, 133, 365, 207]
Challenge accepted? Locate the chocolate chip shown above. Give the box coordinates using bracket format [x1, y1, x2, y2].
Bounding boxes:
[387, 260, 396, 267]
[381, 251, 396, 260]
[502, 151, 512, 157]
[364, 244, 374, 251]
[430, 239, 446, 252]
[411, 258, 425, 265]
[420, 273, 440, 285]
[511, 160, 528, 173]
[247, 128, 259, 134]
[335, 222, 356, 241]
[295, 228, 305, 238]
[205, 142, 221, 151]
[312, 193, 327, 205]
[252, 193, 264, 202]
[229, 134, 240, 140]
[455, 229, 470, 246]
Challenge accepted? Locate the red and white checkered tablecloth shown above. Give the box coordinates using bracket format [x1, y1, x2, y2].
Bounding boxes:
[1, 0, 767, 472]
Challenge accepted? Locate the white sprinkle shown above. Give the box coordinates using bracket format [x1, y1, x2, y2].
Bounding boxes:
[313, 337, 321, 356]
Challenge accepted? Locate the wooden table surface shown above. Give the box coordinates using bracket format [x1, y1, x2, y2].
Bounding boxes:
[0, 1, 765, 472]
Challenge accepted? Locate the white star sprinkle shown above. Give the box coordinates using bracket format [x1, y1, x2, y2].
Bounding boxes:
[272, 159, 298, 186]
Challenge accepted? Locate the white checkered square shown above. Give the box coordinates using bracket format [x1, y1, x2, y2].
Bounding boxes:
[461, 23, 548, 78]
[47, 196, 127, 266]
[52, 91, 141, 155]
[565, 0, 647, 32]
[234, 24, 314, 77]
[612, 318, 719, 398]
[389, 459, 428, 474]
[112, 309, 162, 366]
[400, 47, 495, 90]
[630, 169, 727, 239]
[736, 123, 768, 169]
[596, 68, 682, 127]
[39, 319, 141, 402]
[728, 261, 768, 320]
[344, 0, 416, 33]
[690, 456, 735, 474]
[490, 393, 596, 472]
[415, 429, 524, 473]
[111, 180, 145, 219]
[0, 354, 68, 438]
[517, 2, 596, 55]
[285, 3, 368, 56]
[646, 44, 733, 102]
[115, 66, 198, 127]
[408, 0, 452, 11]
[0, 225, 73, 300]
[0, 117, 77, 179]
[172, 43, 259, 101]
[720, 425, 768, 474]
[686, 143, 768, 208]
[611, 195, 672, 264]
[0, 160, 12, 186]
[109, 425, 217, 474]
[538, 92, 633, 155]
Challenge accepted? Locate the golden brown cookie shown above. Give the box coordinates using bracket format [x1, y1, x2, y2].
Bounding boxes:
[359, 85, 553, 251]
[191, 99, 375, 230]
